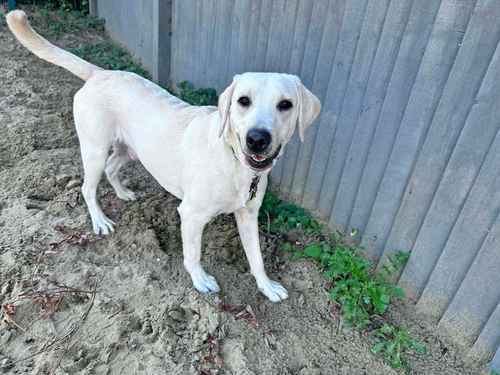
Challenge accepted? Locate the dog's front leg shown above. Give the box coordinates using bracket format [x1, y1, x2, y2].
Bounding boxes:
[235, 207, 288, 302]
[178, 203, 220, 294]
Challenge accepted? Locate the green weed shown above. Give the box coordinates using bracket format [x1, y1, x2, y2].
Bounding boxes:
[259, 191, 323, 235]
[69, 42, 150, 78]
[32, 6, 103, 37]
[372, 324, 426, 370]
[259, 191, 425, 369]
[176, 81, 218, 106]
[299, 242, 406, 329]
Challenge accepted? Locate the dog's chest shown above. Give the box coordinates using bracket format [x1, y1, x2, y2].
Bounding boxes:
[217, 174, 261, 213]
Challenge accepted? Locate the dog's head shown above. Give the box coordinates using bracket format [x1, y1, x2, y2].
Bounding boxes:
[218, 73, 321, 172]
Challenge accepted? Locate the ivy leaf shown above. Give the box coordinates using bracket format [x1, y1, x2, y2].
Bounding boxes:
[304, 244, 322, 259]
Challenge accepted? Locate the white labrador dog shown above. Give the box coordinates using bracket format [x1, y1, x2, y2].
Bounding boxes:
[7, 10, 321, 302]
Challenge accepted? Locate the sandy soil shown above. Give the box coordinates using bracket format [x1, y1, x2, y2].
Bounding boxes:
[0, 8, 489, 375]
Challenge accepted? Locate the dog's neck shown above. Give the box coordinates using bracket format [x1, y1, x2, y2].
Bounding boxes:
[220, 126, 268, 202]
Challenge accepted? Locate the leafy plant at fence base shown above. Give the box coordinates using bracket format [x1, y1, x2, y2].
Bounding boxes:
[176, 81, 218, 106]
[259, 190, 425, 369]
[300, 242, 406, 329]
[259, 191, 323, 235]
[32, 6, 102, 37]
[372, 324, 426, 370]
[69, 42, 150, 78]
[21, 0, 89, 13]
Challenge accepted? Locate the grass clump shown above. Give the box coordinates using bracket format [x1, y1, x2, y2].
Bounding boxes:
[176, 81, 218, 106]
[69, 42, 150, 78]
[300, 242, 407, 329]
[372, 324, 426, 369]
[260, 191, 323, 235]
[27, 0, 90, 13]
[260, 191, 425, 371]
[32, 6, 103, 37]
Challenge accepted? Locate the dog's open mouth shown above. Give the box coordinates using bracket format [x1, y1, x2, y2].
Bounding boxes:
[245, 145, 282, 171]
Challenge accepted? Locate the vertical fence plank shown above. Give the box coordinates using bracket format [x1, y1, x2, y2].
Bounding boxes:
[468, 302, 500, 363]
[437, 210, 500, 348]
[360, 0, 476, 257]
[414, 124, 500, 317]
[278, 0, 331, 200]
[290, 0, 367, 204]
[330, 0, 414, 232]
[326, 0, 391, 230]
[296, 0, 364, 213]
[380, 0, 500, 270]
[399, 38, 500, 303]
[348, 0, 442, 240]
[272, 0, 315, 188]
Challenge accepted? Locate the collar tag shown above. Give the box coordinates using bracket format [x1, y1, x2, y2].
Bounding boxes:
[249, 175, 260, 201]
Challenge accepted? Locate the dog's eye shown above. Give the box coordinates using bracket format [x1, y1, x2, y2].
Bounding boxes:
[237, 96, 251, 107]
[277, 100, 293, 111]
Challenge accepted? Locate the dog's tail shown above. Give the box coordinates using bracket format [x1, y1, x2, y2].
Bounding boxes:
[6, 10, 102, 81]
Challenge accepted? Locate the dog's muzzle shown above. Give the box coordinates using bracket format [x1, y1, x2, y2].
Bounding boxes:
[245, 145, 282, 171]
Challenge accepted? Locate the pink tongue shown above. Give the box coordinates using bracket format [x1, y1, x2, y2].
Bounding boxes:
[253, 154, 266, 161]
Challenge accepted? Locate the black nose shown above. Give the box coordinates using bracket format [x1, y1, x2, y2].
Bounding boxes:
[246, 128, 272, 153]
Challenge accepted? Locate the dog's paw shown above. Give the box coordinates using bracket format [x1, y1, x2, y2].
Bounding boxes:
[190, 269, 220, 294]
[115, 188, 136, 201]
[257, 279, 288, 302]
[92, 214, 115, 235]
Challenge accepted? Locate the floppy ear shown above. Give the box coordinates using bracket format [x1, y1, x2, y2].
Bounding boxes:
[218, 79, 237, 138]
[295, 77, 321, 142]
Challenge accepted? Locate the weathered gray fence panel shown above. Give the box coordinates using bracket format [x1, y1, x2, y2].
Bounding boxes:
[273, 0, 315, 190]
[279, 0, 333, 201]
[326, 0, 390, 228]
[401, 38, 500, 306]
[91, 0, 170, 85]
[301, 0, 365, 215]
[381, 0, 500, 273]
[361, 0, 476, 258]
[94, 0, 500, 362]
[331, 0, 413, 230]
[348, 0, 441, 242]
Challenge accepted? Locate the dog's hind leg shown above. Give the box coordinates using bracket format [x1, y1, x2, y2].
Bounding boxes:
[80, 146, 115, 235]
[74, 99, 115, 235]
[105, 143, 136, 201]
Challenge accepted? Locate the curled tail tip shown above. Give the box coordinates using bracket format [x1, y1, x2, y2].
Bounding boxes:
[6, 10, 28, 28]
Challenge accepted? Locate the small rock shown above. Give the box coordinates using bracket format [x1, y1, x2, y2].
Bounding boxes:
[66, 178, 82, 190]
[23, 336, 34, 344]
[0, 358, 13, 370]
[264, 333, 277, 350]
[0, 331, 12, 347]
[56, 173, 73, 185]
[1, 281, 11, 297]
[169, 308, 186, 322]
[284, 229, 302, 243]
[299, 368, 321, 375]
